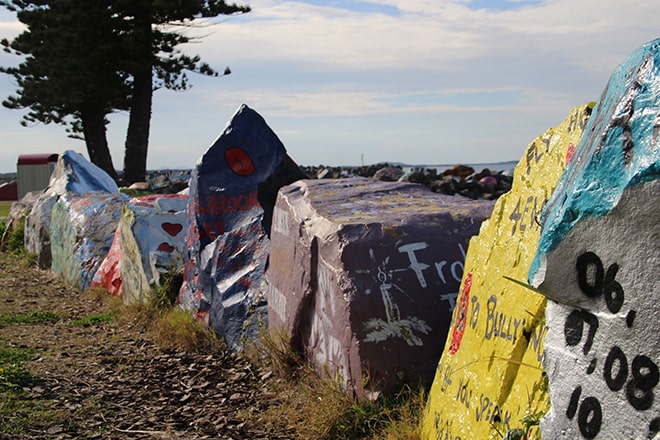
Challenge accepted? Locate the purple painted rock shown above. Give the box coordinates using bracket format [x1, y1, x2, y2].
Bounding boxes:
[267, 177, 495, 398]
[179, 104, 306, 351]
[25, 150, 119, 268]
[50, 191, 128, 291]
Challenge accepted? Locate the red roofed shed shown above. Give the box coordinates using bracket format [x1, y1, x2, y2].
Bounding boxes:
[17, 153, 59, 199]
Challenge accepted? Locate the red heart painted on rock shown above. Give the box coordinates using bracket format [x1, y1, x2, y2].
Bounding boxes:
[157, 242, 175, 253]
[162, 222, 183, 237]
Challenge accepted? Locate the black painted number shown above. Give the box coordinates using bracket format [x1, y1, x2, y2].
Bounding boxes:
[576, 251, 625, 313]
[566, 386, 602, 439]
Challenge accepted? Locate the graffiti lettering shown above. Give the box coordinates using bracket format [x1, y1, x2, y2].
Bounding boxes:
[272, 207, 290, 237]
[475, 393, 511, 430]
[509, 195, 545, 235]
[398, 242, 430, 288]
[530, 323, 546, 363]
[484, 295, 526, 345]
[455, 376, 472, 410]
[193, 191, 260, 218]
[469, 295, 480, 330]
[433, 412, 462, 440]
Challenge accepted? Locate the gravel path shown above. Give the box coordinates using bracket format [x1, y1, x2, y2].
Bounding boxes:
[0, 253, 292, 439]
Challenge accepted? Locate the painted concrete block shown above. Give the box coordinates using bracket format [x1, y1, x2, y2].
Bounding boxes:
[93, 194, 188, 303]
[50, 191, 128, 291]
[179, 104, 306, 351]
[24, 150, 119, 268]
[529, 39, 660, 440]
[267, 177, 495, 398]
[421, 102, 593, 439]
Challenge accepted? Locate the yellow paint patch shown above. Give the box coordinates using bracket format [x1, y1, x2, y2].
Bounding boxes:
[421, 103, 594, 440]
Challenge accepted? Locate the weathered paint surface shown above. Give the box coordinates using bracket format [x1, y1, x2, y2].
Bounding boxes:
[529, 39, 659, 440]
[179, 104, 291, 351]
[50, 191, 128, 291]
[24, 150, 119, 268]
[268, 177, 494, 398]
[93, 194, 188, 303]
[421, 103, 593, 439]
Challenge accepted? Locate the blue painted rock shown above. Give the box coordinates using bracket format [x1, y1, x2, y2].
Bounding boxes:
[267, 177, 495, 398]
[50, 191, 128, 291]
[529, 39, 660, 440]
[179, 104, 306, 351]
[25, 150, 119, 268]
[93, 194, 188, 303]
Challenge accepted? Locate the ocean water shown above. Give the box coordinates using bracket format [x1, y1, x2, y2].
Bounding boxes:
[402, 160, 519, 175]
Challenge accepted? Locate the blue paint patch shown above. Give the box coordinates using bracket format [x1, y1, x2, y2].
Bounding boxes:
[529, 38, 660, 280]
[290, 0, 400, 16]
[376, 90, 522, 108]
[466, 0, 545, 12]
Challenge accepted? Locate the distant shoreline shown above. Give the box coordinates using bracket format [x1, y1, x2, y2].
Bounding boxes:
[0, 160, 520, 180]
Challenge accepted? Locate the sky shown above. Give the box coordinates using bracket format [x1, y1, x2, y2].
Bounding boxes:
[0, 0, 659, 173]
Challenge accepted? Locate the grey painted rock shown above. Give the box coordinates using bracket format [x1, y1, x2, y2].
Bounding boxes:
[529, 39, 660, 440]
[267, 177, 495, 398]
[178, 104, 306, 351]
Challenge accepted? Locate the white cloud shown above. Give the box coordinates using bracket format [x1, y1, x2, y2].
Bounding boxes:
[0, 0, 659, 172]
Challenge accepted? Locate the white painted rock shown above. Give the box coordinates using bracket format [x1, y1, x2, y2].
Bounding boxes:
[93, 194, 188, 303]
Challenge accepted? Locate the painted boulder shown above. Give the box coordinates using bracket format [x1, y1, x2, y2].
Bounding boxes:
[529, 39, 660, 440]
[50, 191, 128, 291]
[421, 102, 593, 439]
[178, 104, 306, 351]
[267, 177, 495, 398]
[93, 194, 188, 303]
[25, 150, 119, 268]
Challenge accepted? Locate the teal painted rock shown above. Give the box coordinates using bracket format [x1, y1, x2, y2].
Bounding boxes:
[530, 39, 660, 440]
[50, 191, 128, 291]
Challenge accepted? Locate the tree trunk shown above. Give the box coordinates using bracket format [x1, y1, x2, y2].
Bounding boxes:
[81, 109, 119, 182]
[122, 11, 153, 185]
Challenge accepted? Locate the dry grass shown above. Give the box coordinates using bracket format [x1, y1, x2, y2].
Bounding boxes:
[116, 273, 224, 354]
[246, 329, 425, 440]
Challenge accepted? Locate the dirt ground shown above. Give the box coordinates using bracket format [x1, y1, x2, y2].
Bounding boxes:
[0, 252, 292, 440]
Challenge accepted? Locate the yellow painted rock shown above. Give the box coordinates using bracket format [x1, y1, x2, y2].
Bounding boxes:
[421, 102, 594, 440]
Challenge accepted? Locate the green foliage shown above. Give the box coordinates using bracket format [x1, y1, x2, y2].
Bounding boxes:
[0, 346, 39, 389]
[499, 412, 544, 440]
[71, 311, 114, 327]
[0, 216, 24, 253]
[0, 310, 60, 326]
[0, 201, 11, 219]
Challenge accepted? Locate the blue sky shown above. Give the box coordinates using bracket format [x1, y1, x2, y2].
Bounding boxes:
[0, 0, 659, 173]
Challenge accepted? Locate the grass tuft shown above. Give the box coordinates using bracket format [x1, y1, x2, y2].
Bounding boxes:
[71, 311, 114, 327]
[0, 310, 60, 327]
[0, 346, 40, 390]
